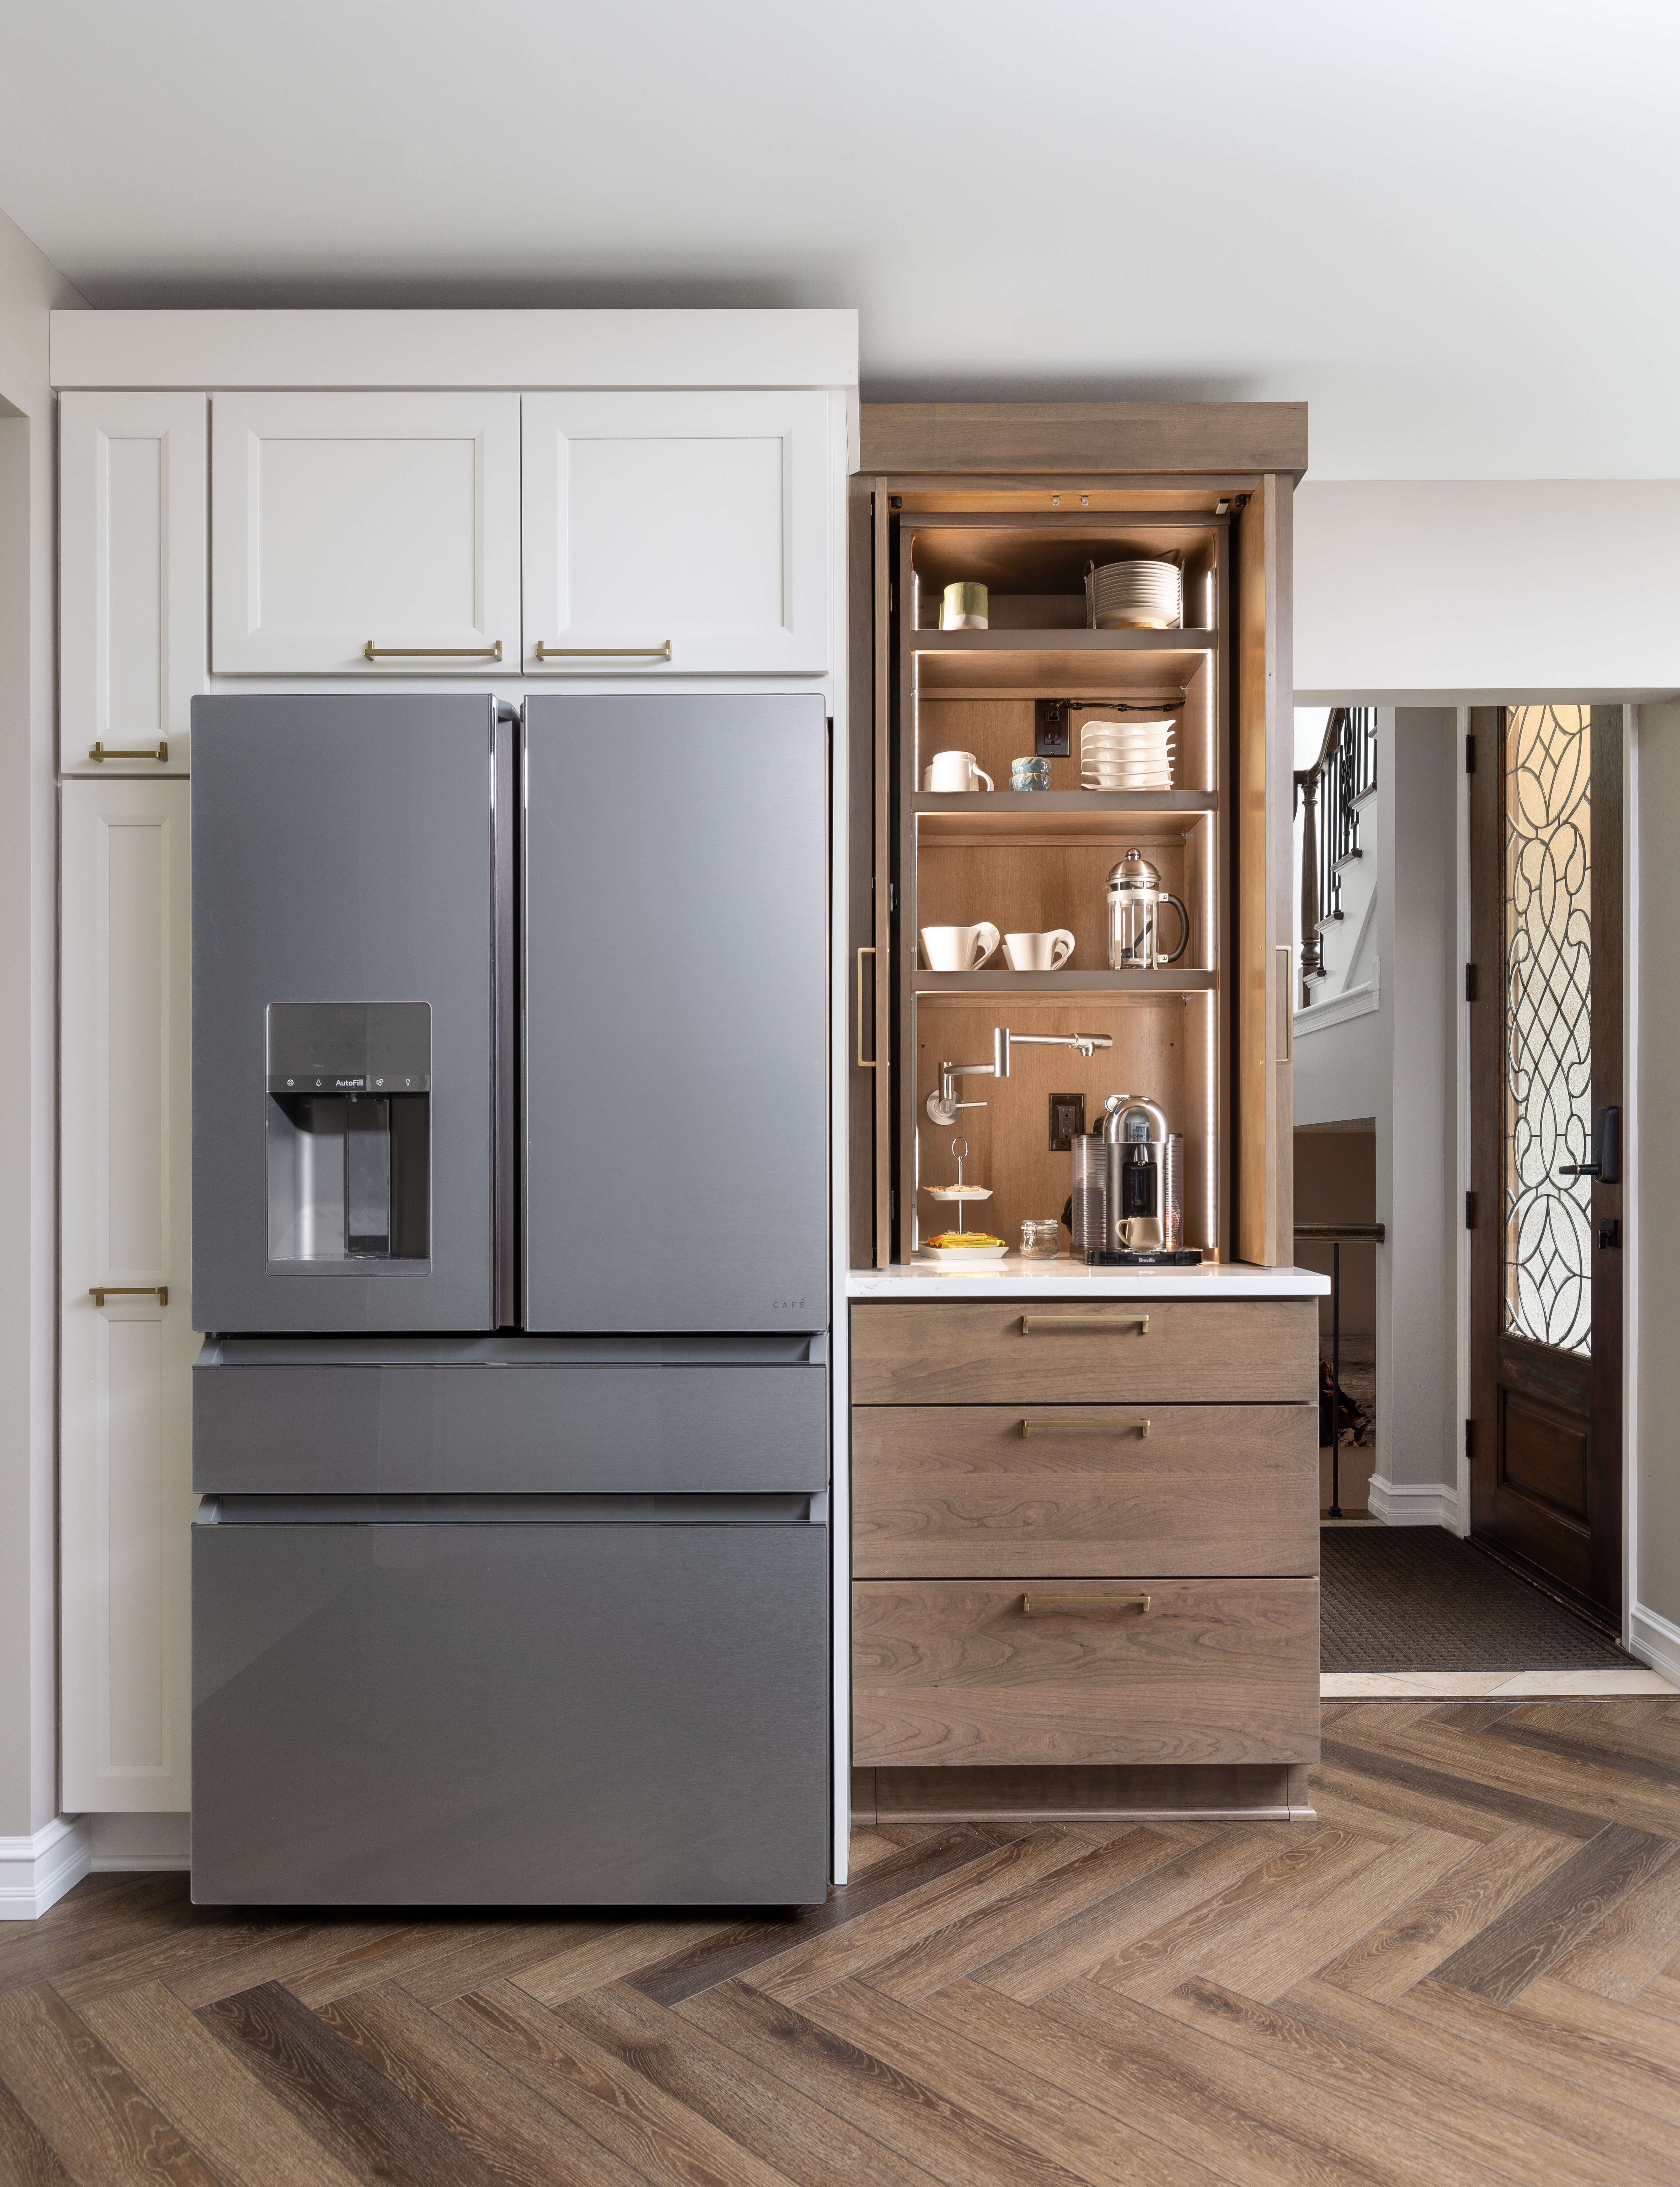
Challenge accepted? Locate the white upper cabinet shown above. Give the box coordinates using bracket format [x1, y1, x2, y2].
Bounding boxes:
[211, 392, 521, 674]
[521, 392, 829, 674]
[60, 392, 206, 774]
[60, 777, 195, 1813]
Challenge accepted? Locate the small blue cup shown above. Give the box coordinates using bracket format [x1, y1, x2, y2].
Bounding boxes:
[1011, 756, 1051, 792]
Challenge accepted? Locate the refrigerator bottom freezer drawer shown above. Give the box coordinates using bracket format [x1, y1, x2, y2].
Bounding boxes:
[191, 1520, 830, 1907]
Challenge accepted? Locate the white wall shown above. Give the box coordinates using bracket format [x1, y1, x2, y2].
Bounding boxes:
[1297, 482, 1680, 705]
[0, 212, 86, 1840]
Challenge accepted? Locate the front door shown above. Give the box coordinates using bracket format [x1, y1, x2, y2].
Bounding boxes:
[1470, 705, 1623, 1620]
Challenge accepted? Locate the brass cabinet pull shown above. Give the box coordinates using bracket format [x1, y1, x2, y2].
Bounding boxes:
[89, 1285, 168, 1306]
[89, 742, 168, 763]
[534, 640, 673, 662]
[1278, 944, 1293, 1064]
[857, 946, 876, 1068]
[1020, 1416, 1149, 1437]
[1021, 1593, 1151, 1615]
[363, 640, 503, 661]
[1020, 1313, 1149, 1335]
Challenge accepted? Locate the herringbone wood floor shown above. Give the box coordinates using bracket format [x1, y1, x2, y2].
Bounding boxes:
[4, 1701, 1680, 2186]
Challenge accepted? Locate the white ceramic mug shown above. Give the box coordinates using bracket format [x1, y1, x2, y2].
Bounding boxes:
[1003, 929, 1076, 972]
[921, 922, 1001, 972]
[924, 750, 994, 794]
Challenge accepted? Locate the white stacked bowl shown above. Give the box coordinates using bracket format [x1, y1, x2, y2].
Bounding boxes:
[1081, 717, 1174, 790]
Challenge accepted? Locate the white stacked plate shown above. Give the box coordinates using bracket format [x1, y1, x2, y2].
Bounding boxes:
[1082, 717, 1175, 791]
[1086, 558, 1183, 630]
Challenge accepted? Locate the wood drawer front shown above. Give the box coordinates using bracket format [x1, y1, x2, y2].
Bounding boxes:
[850, 1300, 1316, 1405]
[852, 1405, 1317, 1579]
[853, 1577, 1319, 1769]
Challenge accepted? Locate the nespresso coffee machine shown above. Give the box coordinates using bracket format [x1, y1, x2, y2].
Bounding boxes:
[1069, 1092, 1201, 1265]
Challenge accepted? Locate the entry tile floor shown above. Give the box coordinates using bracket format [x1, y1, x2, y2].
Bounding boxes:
[4, 1699, 1680, 2186]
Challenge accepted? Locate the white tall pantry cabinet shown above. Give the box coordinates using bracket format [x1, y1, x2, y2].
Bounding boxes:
[59, 781, 196, 1813]
[51, 309, 858, 1860]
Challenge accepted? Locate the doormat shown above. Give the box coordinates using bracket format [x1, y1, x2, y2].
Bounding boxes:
[1321, 1526, 1638, 1671]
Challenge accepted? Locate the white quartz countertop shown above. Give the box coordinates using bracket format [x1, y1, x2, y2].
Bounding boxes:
[846, 1257, 1331, 1301]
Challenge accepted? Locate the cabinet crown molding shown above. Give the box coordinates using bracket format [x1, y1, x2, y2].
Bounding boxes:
[49, 307, 860, 394]
[861, 400, 1308, 480]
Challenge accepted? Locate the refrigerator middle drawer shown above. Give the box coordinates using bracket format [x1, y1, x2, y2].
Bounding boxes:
[194, 1346, 828, 1494]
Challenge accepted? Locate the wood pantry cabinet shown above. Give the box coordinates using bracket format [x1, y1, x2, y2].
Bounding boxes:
[847, 405, 1300, 1272]
[845, 404, 1315, 1825]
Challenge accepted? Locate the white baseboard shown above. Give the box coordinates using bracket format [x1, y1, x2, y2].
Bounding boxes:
[1630, 1601, 1680, 1686]
[0, 1816, 92, 1920]
[1366, 1474, 1460, 1529]
[89, 1812, 190, 1872]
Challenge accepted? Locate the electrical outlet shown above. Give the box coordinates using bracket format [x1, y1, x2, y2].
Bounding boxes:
[1035, 699, 1071, 758]
[1049, 1092, 1085, 1150]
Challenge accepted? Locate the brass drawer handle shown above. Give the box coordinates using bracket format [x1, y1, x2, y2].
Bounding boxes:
[1021, 1593, 1151, 1616]
[1021, 1416, 1149, 1438]
[534, 640, 673, 661]
[1020, 1313, 1149, 1336]
[89, 1285, 168, 1306]
[363, 640, 503, 661]
[89, 742, 168, 763]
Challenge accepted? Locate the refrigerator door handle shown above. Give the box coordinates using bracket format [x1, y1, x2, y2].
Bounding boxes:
[492, 705, 520, 1326]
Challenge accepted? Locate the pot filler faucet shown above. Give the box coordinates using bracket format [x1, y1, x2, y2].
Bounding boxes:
[926, 1026, 1113, 1127]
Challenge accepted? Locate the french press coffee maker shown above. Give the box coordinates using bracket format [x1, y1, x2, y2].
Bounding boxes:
[1106, 849, 1189, 971]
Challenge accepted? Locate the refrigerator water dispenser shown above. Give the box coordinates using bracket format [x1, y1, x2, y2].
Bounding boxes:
[266, 1002, 431, 1270]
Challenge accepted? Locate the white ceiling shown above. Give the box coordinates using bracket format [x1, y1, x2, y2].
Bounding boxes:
[3, 0, 1676, 478]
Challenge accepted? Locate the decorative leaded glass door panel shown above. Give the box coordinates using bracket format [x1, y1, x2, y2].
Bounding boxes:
[1470, 706, 1623, 1622]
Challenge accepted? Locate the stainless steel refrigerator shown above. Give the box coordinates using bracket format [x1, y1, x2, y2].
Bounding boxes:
[188, 693, 830, 1905]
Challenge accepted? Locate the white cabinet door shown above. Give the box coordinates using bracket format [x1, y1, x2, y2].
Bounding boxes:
[522, 392, 829, 674]
[60, 392, 205, 774]
[211, 392, 520, 674]
[61, 779, 195, 1814]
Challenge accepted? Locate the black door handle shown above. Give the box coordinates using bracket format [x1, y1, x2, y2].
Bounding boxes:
[1557, 1105, 1620, 1186]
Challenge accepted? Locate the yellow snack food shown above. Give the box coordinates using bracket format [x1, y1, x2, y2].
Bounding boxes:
[926, 1231, 1006, 1249]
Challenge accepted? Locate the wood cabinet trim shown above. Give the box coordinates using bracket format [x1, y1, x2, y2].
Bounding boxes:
[860, 403, 1308, 479]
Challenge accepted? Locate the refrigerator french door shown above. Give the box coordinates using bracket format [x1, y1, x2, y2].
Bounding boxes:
[189, 693, 830, 1906]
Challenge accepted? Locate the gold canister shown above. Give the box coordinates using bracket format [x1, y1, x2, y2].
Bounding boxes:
[941, 581, 989, 629]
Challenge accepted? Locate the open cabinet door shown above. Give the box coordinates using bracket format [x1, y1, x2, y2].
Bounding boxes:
[1235, 475, 1295, 1266]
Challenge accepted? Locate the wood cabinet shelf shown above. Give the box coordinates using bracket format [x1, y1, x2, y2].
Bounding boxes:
[912, 627, 1214, 696]
[913, 969, 1216, 998]
[915, 792, 1215, 843]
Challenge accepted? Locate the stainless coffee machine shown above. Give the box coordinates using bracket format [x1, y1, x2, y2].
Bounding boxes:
[1069, 1092, 1199, 1265]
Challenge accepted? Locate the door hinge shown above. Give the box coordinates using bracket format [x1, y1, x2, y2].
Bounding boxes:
[1464, 1418, 1475, 1458]
[1465, 1191, 1477, 1229]
[1465, 962, 1477, 1002]
[1465, 733, 1476, 774]
[889, 882, 897, 912]
[888, 583, 894, 611]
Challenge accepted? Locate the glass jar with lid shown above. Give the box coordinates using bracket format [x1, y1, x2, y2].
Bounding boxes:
[1019, 1217, 1061, 1259]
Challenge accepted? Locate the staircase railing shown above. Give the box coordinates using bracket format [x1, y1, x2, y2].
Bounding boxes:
[1294, 707, 1377, 1008]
